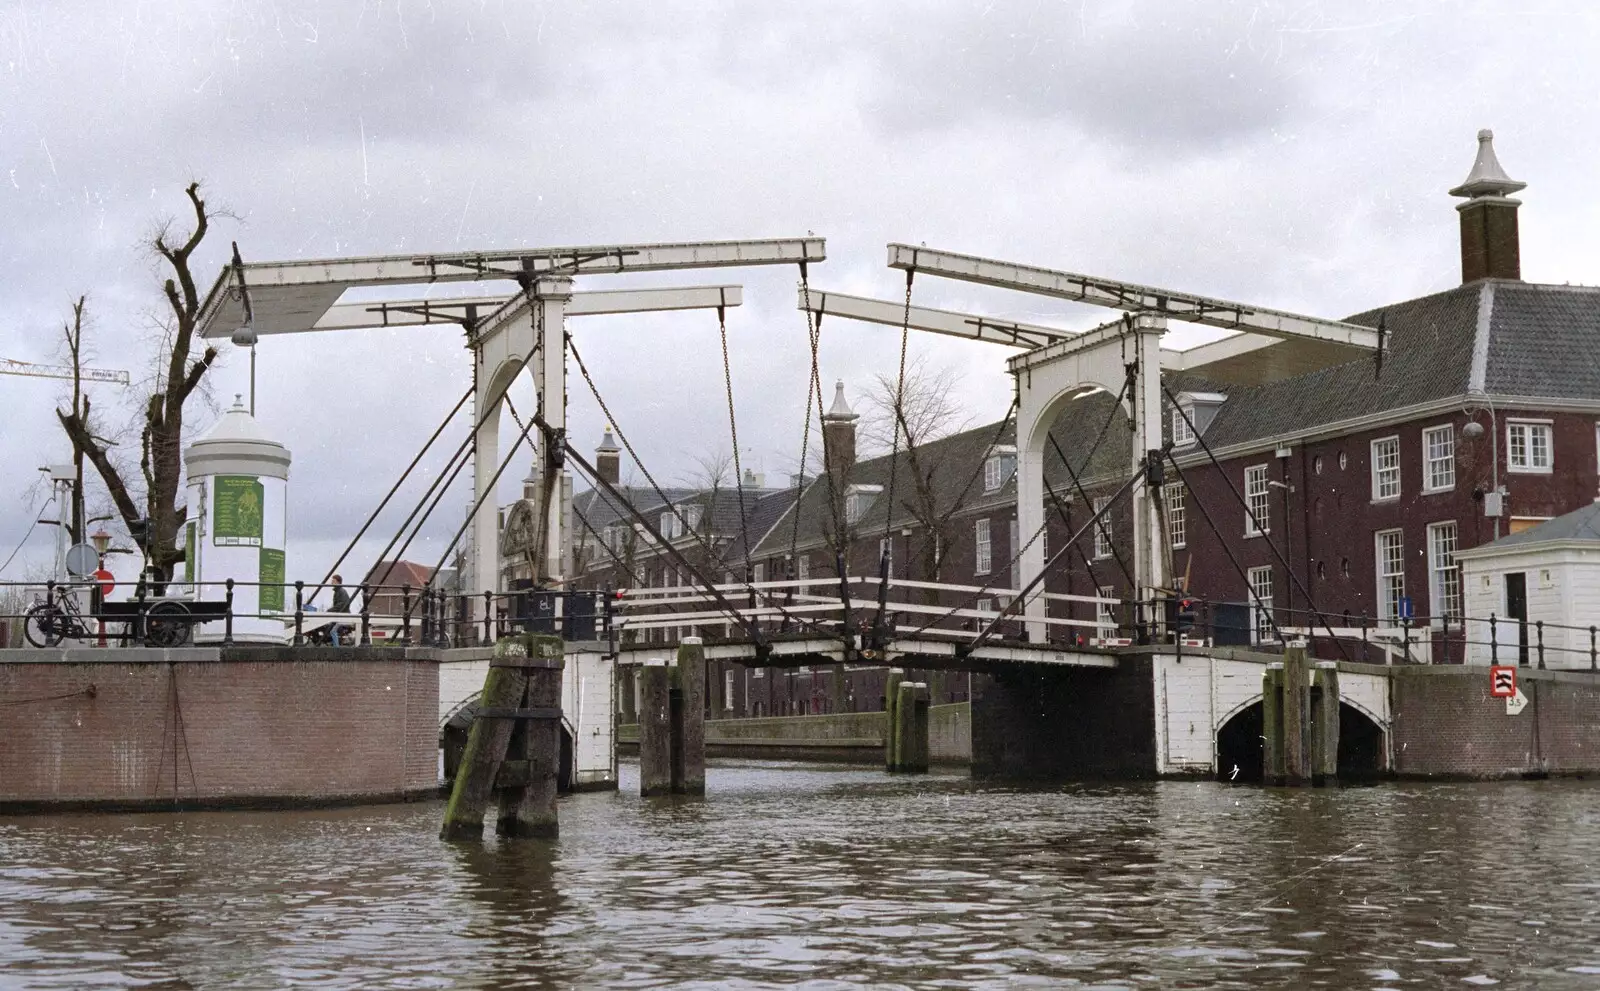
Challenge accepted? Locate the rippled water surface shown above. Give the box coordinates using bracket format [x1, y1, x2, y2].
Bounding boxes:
[5, 763, 1600, 988]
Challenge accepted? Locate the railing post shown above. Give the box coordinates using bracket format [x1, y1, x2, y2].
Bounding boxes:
[1490, 613, 1498, 664]
[401, 583, 413, 645]
[359, 583, 372, 646]
[419, 587, 431, 646]
[1360, 613, 1369, 662]
[1591, 625, 1597, 672]
[1401, 615, 1411, 664]
[483, 589, 494, 646]
[293, 580, 305, 646]
[223, 578, 235, 647]
[134, 578, 147, 644]
[1536, 620, 1546, 670]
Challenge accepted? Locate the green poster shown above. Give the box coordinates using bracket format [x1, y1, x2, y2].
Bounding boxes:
[259, 548, 285, 613]
[184, 522, 196, 582]
[214, 475, 264, 546]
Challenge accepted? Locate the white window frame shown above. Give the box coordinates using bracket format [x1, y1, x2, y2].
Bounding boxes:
[878, 536, 894, 576]
[1092, 496, 1113, 560]
[684, 505, 703, 533]
[1421, 424, 1455, 493]
[752, 562, 765, 584]
[974, 518, 992, 575]
[1172, 405, 1195, 447]
[1507, 419, 1553, 474]
[1247, 565, 1274, 644]
[796, 554, 810, 590]
[1096, 585, 1117, 637]
[1244, 465, 1270, 536]
[1163, 481, 1186, 550]
[1427, 521, 1461, 624]
[1375, 528, 1406, 625]
[984, 456, 1002, 492]
[1370, 436, 1400, 501]
[724, 670, 735, 711]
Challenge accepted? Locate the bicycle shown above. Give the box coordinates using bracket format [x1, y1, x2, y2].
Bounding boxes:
[24, 587, 93, 648]
[24, 585, 193, 648]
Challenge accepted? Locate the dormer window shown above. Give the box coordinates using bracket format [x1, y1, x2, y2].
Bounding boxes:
[1171, 391, 1227, 446]
[844, 483, 882, 525]
[683, 505, 703, 533]
[983, 444, 1017, 492]
[659, 510, 683, 540]
[1172, 406, 1195, 447]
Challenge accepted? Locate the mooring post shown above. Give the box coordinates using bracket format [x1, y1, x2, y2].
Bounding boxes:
[638, 658, 673, 797]
[884, 668, 906, 771]
[906, 681, 931, 773]
[439, 644, 530, 841]
[1262, 662, 1285, 785]
[1310, 661, 1341, 786]
[892, 680, 927, 774]
[673, 636, 707, 795]
[496, 633, 565, 839]
[1282, 643, 1309, 785]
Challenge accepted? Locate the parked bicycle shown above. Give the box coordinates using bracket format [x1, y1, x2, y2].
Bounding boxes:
[24, 585, 194, 648]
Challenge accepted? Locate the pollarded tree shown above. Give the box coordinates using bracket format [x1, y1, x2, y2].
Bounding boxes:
[56, 182, 222, 582]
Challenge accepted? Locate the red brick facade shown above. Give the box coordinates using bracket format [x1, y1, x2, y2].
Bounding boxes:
[0, 652, 439, 810]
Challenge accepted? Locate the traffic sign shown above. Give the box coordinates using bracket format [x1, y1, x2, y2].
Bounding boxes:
[65, 542, 98, 577]
[1490, 665, 1516, 698]
[93, 568, 115, 598]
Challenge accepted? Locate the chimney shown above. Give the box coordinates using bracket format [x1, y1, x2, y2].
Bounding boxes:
[743, 468, 765, 489]
[1450, 129, 1526, 283]
[521, 462, 540, 501]
[821, 380, 858, 485]
[595, 426, 621, 486]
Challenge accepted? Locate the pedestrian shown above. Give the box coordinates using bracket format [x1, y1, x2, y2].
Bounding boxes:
[330, 574, 351, 646]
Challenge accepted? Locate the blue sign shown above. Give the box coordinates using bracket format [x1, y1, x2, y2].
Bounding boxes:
[1398, 596, 1413, 620]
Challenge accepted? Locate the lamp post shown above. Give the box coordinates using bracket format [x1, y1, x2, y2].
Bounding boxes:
[90, 528, 111, 647]
[1462, 394, 1504, 540]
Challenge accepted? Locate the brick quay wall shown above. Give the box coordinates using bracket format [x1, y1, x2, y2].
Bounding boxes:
[0, 647, 439, 812]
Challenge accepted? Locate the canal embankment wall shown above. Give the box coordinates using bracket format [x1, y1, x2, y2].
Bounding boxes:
[619, 702, 971, 764]
[0, 647, 439, 812]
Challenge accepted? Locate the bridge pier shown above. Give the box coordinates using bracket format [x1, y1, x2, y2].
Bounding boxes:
[1260, 647, 1340, 787]
[637, 639, 707, 797]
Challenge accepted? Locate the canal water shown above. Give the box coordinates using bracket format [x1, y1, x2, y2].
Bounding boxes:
[4, 763, 1600, 989]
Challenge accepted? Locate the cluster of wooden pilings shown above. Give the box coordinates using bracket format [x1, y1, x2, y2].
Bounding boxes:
[1262, 644, 1341, 785]
[884, 668, 930, 774]
[440, 633, 565, 840]
[637, 637, 706, 797]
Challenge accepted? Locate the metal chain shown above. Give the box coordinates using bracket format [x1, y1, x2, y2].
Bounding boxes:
[880, 268, 915, 556]
[718, 304, 753, 579]
[789, 264, 826, 567]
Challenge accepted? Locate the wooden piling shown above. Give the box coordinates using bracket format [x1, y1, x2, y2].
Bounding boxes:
[884, 668, 905, 770]
[441, 663, 526, 839]
[905, 682, 931, 773]
[638, 658, 673, 797]
[1262, 664, 1285, 786]
[1311, 662, 1341, 785]
[1283, 643, 1310, 785]
[674, 637, 706, 795]
[495, 634, 564, 838]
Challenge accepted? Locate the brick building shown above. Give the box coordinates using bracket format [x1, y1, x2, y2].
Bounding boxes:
[573, 131, 1600, 716]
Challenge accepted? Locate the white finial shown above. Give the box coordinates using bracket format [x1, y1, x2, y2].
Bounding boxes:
[824, 379, 857, 422]
[1450, 128, 1525, 200]
[233, 393, 244, 408]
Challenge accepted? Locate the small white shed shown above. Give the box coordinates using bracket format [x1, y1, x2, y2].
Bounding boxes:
[1457, 502, 1600, 669]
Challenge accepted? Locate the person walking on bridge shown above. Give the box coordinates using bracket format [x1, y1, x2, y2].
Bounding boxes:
[330, 574, 351, 646]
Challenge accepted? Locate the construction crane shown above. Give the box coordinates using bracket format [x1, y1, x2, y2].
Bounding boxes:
[1, 358, 130, 385]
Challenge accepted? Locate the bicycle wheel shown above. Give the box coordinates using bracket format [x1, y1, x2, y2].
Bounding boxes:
[144, 601, 193, 648]
[24, 603, 65, 648]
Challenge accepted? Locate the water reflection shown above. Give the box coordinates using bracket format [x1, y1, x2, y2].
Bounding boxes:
[3, 766, 1600, 988]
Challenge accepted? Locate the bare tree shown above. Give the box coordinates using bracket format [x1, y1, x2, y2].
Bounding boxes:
[859, 356, 981, 591]
[56, 183, 222, 582]
[57, 296, 90, 546]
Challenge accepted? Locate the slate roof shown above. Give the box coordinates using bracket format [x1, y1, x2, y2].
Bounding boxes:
[1465, 501, 1600, 552]
[1174, 279, 1600, 452]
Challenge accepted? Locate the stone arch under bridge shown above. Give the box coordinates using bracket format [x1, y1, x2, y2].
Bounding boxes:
[1152, 653, 1391, 777]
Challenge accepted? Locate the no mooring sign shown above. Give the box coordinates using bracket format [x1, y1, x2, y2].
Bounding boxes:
[1490, 665, 1517, 698]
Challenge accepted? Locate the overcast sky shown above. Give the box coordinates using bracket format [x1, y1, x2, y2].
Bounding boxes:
[4, 0, 1599, 586]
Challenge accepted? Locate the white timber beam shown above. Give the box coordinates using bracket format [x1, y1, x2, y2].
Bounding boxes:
[795, 287, 1069, 349]
[198, 237, 822, 338]
[475, 285, 743, 345]
[886, 243, 1377, 351]
[250, 285, 745, 336]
